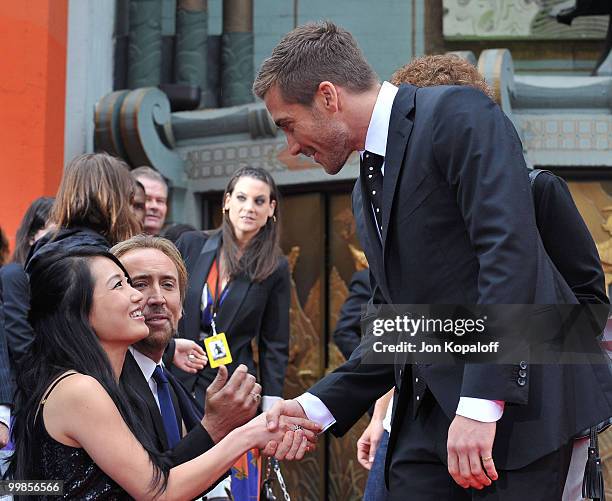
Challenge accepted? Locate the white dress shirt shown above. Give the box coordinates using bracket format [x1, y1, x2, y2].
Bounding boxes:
[296, 82, 505, 429]
[129, 346, 162, 410]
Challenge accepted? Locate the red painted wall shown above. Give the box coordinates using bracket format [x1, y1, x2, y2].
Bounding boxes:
[0, 0, 68, 252]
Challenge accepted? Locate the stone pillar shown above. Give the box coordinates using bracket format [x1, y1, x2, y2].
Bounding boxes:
[127, 0, 163, 88]
[221, 0, 254, 107]
[174, 0, 208, 106]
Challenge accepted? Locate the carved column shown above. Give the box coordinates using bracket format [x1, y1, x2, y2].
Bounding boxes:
[221, 0, 254, 107]
[127, 0, 163, 88]
[175, 0, 208, 106]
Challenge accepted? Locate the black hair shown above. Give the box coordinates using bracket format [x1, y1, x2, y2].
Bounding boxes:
[12, 197, 54, 265]
[7, 247, 170, 493]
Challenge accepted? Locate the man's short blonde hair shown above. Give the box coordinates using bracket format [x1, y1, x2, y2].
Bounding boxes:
[110, 234, 188, 302]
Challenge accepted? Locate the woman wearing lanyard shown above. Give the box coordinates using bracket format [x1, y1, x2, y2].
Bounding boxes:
[174, 166, 290, 498]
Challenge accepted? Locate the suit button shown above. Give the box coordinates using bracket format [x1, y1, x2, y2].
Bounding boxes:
[519, 361, 527, 370]
[416, 395, 420, 401]
[519, 369, 527, 378]
[517, 377, 526, 386]
[415, 377, 419, 383]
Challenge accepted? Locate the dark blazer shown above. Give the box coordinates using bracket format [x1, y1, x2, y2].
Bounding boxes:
[0, 270, 14, 406]
[532, 170, 608, 305]
[0, 263, 35, 372]
[332, 269, 371, 360]
[309, 84, 612, 472]
[120, 351, 215, 465]
[174, 231, 290, 404]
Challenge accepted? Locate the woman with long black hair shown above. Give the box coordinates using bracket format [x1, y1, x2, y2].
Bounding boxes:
[7, 247, 314, 500]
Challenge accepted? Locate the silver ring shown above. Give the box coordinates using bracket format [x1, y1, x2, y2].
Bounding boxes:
[188, 354, 195, 360]
[251, 393, 261, 402]
[292, 424, 303, 432]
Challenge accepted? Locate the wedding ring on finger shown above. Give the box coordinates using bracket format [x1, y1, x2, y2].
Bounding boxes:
[188, 354, 195, 360]
[481, 456, 492, 462]
[250, 393, 261, 403]
[292, 424, 303, 432]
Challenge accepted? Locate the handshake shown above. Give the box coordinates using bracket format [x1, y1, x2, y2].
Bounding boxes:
[260, 399, 319, 461]
[199, 365, 320, 461]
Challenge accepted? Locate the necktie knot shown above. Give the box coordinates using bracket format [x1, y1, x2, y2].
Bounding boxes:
[362, 151, 384, 171]
[152, 365, 169, 385]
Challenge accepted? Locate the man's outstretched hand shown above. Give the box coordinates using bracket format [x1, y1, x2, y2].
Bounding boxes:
[447, 415, 498, 490]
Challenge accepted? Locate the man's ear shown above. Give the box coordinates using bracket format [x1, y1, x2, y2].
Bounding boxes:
[318, 81, 339, 112]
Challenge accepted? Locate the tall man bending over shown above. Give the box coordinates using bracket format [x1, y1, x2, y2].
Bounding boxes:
[254, 22, 612, 500]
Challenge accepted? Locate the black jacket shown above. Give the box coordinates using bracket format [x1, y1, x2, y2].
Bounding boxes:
[532, 170, 608, 305]
[120, 351, 214, 465]
[174, 231, 290, 405]
[309, 84, 612, 472]
[0, 270, 14, 406]
[332, 269, 371, 360]
[26, 226, 110, 273]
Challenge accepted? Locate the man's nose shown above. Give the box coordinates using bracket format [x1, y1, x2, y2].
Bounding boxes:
[286, 135, 301, 156]
[147, 286, 166, 305]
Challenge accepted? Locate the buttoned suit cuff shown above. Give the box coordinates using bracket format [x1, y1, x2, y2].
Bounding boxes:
[456, 397, 504, 422]
[0, 405, 10, 428]
[295, 393, 336, 432]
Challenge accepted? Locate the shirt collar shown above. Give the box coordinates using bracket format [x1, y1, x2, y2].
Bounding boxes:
[363, 81, 399, 158]
[129, 346, 161, 383]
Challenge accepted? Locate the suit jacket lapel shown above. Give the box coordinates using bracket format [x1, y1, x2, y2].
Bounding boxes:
[123, 352, 169, 450]
[182, 233, 221, 341]
[167, 371, 203, 430]
[216, 276, 251, 335]
[381, 84, 417, 248]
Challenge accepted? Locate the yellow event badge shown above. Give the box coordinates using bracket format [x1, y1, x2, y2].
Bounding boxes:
[205, 318, 232, 368]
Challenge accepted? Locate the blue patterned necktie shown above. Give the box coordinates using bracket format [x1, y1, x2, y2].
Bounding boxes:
[152, 365, 181, 448]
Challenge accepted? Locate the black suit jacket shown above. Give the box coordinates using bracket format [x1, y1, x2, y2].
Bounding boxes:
[309, 84, 612, 471]
[120, 351, 214, 466]
[0, 263, 35, 374]
[0, 269, 14, 407]
[332, 269, 371, 360]
[174, 231, 290, 404]
[532, 170, 608, 305]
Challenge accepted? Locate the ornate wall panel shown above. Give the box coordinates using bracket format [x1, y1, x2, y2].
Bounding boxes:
[443, 0, 608, 39]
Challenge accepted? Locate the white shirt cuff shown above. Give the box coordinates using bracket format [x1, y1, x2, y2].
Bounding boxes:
[295, 393, 336, 432]
[456, 397, 504, 422]
[0, 405, 11, 428]
[262, 395, 282, 412]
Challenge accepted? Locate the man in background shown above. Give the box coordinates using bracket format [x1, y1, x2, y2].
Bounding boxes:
[131, 166, 168, 235]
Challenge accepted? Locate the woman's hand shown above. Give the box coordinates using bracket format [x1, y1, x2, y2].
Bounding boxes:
[173, 338, 207, 373]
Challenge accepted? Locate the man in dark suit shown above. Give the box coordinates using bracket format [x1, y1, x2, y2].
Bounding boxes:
[111, 235, 263, 467]
[253, 22, 612, 500]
